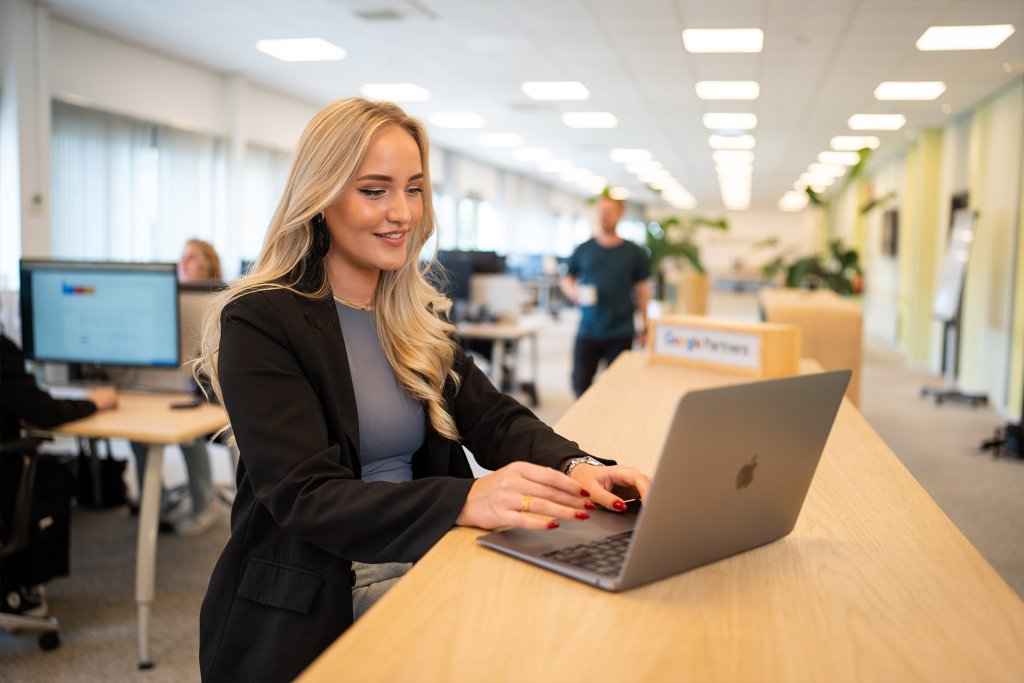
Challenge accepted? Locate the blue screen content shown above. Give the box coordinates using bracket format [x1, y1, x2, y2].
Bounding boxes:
[27, 267, 179, 367]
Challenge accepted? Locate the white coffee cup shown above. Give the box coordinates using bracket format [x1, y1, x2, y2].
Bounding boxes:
[577, 283, 598, 306]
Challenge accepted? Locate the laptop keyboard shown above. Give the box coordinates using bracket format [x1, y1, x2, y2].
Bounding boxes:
[542, 530, 634, 576]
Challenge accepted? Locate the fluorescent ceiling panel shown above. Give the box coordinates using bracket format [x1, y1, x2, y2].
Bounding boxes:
[562, 112, 618, 128]
[818, 151, 861, 165]
[428, 112, 485, 128]
[712, 150, 754, 163]
[682, 29, 763, 53]
[848, 114, 906, 130]
[703, 113, 757, 130]
[874, 81, 947, 100]
[830, 136, 880, 151]
[709, 134, 756, 150]
[916, 25, 1016, 51]
[359, 83, 430, 101]
[255, 38, 346, 62]
[521, 81, 590, 100]
[695, 81, 760, 100]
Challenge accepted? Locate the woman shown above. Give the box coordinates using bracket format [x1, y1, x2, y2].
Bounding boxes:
[196, 98, 649, 682]
[130, 238, 222, 536]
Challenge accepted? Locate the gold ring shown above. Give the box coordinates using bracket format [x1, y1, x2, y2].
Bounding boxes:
[519, 495, 532, 513]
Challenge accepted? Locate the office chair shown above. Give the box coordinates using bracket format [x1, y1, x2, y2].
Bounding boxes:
[0, 437, 61, 651]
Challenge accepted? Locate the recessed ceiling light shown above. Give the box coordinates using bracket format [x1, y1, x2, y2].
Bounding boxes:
[521, 81, 590, 100]
[809, 163, 846, 177]
[512, 147, 553, 161]
[716, 162, 753, 176]
[874, 81, 947, 100]
[562, 112, 618, 128]
[477, 132, 524, 147]
[818, 151, 861, 165]
[359, 83, 430, 102]
[712, 150, 754, 164]
[703, 113, 757, 130]
[916, 25, 1016, 51]
[610, 148, 652, 163]
[830, 135, 880, 151]
[682, 29, 763, 53]
[428, 112, 485, 128]
[779, 191, 808, 211]
[255, 38, 347, 62]
[848, 114, 906, 130]
[695, 81, 760, 100]
[709, 134, 756, 150]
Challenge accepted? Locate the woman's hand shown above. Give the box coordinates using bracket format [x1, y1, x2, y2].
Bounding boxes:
[569, 464, 650, 512]
[456, 461, 594, 531]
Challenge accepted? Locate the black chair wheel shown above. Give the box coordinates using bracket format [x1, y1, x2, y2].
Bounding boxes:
[38, 630, 60, 651]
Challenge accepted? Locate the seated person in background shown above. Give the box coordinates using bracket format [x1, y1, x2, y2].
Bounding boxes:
[130, 237, 223, 537]
[1, 333, 117, 616]
[195, 98, 650, 682]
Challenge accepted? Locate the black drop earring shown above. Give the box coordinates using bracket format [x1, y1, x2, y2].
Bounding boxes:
[312, 213, 330, 258]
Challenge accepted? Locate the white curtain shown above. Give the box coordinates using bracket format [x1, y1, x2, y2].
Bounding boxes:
[242, 144, 291, 269]
[51, 100, 226, 266]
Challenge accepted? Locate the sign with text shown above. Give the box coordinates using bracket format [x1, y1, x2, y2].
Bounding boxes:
[653, 325, 760, 369]
[648, 315, 800, 377]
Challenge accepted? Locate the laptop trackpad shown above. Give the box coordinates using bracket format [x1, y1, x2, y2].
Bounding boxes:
[480, 502, 640, 555]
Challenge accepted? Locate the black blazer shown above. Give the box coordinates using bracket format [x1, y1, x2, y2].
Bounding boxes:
[199, 289, 590, 682]
[1, 334, 96, 443]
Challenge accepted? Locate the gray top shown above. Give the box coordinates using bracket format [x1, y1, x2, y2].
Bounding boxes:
[335, 302, 424, 483]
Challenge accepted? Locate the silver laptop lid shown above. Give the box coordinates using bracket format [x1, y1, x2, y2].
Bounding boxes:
[617, 369, 850, 589]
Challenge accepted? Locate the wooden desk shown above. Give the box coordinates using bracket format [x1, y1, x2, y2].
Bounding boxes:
[456, 315, 549, 406]
[299, 352, 1024, 682]
[50, 392, 228, 669]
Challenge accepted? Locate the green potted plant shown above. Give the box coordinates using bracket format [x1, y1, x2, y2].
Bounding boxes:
[761, 239, 863, 295]
[645, 214, 728, 313]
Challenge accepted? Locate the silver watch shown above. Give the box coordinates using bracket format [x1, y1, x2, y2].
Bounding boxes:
[563, 455, 604, 477]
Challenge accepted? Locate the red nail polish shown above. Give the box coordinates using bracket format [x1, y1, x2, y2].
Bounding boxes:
[584, 501, 597, 510]
[612, 500, 626, 511]
[575, 511, 590, 520]
[547, 520, 560, 529]
[579, 488, 591, 497]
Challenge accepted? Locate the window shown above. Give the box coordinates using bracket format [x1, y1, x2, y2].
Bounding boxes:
[50, 100, 226, 266]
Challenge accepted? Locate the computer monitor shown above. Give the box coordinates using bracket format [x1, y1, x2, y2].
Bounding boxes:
[434, 250, 506, 302]
[19, 259, 180, 368]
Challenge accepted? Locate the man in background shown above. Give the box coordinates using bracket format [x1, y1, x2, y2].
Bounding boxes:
[560, 195, 651, 397]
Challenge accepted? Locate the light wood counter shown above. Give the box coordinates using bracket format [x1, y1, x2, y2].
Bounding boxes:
[299, 353, 1024, 683]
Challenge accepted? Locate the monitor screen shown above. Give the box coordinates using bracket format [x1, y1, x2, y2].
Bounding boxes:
[19, 260, 180, 368]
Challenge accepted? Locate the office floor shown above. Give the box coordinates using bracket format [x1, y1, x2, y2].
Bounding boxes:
[2, 291, 1021, 682]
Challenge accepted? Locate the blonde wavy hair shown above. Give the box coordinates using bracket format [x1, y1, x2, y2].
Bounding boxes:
[195, 98, 461, 440]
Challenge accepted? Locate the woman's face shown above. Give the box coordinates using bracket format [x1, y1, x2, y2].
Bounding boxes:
[322, 124, 424, 288]
[178, 243, 208, 282]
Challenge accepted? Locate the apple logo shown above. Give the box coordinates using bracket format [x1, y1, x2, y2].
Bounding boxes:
[736, 455, 758, 489]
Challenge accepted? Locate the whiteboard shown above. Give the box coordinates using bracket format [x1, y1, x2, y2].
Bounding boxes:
[932, 209, 978, 322]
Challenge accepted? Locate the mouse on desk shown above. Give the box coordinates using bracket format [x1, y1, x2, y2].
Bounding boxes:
[170, 399, 201, 410]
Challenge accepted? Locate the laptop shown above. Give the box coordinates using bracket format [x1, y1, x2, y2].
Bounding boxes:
[477, 369, 851, 591]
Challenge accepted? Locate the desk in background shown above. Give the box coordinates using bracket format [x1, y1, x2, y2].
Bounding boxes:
[456, 315, 549, 407]
[760, 287, 863, 406]
[51, 392, 228, 669]
[299, 351, 1024, 682]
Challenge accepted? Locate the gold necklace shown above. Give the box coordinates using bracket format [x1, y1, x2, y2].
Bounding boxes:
[333, 294, 373, 311]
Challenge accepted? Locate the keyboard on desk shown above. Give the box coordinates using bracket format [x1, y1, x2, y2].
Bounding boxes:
[542, 530, 633, 577]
